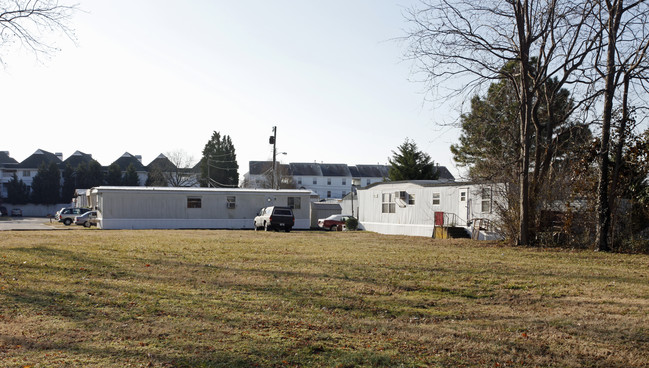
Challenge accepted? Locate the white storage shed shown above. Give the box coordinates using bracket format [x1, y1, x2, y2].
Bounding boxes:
[357, 181, 504, 238]
[88, 186, 313, 230]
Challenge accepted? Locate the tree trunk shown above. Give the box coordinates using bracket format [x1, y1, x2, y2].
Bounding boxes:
[514, 0, 532, 246]
[596, 1, 622, 252]
[518, 59, 533, 246]
[608, 75, 631, 246]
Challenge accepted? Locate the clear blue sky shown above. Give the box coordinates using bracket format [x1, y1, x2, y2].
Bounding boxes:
[1, 0, 463, 179]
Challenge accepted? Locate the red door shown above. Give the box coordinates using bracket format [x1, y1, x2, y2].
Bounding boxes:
[434, 211, 444, 226]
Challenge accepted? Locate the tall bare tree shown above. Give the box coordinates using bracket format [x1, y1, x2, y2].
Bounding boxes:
[0, 0, 77, 64]
[593, 0, 649, 251]
[165, 150, 197, 187]
[405, 0, 599, 245]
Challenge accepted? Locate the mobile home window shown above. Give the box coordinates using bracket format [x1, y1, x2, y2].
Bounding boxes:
[481, 188, 492, 213]
[382, 193, 395, 213]
[408, 193, 416, 205]
[432, 192, 441, 205]
[288, 197, 301, 210]
[187, 197, 202, 208]
[226, 196, 236, 209]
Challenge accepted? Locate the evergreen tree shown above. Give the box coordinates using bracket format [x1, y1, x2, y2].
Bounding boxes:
[145, 164, 167, 186]
[122, 163, 140, 186]
[75, 160, 105, 189]
[450, 66, 592, 242]
[74, 162, 89, 189]
[61, 164, 76, 203]
[87, 160, 104, 187]
[450, 67, 589, 187]
[200, 131, 239, 187]
[450, 77, 520, 182]
[31, 162, 61, 204]
[388, 139, 439, 181]
[106, 163, 123, 186]
[6, 173, 30, 204]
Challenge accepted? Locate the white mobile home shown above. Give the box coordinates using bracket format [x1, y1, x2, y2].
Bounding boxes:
[357, 181, 504, 238]
[89, 186, 313, 230]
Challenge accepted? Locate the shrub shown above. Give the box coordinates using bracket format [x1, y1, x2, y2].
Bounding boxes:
[346, 217, 359, 231]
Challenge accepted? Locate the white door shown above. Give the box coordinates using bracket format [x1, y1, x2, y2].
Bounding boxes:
[458, 188, 469, 225]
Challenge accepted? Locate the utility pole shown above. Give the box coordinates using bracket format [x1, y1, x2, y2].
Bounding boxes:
[270, 126, 277, 189]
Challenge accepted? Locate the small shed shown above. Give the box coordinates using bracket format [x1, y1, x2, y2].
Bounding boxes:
[357, 181, 504, 238]
[309, 201, 342, 228]
[89, 186, 313, 230]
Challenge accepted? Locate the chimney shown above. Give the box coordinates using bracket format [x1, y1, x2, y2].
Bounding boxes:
[55, 152, 63, 161]
[135, 155, 142, 163]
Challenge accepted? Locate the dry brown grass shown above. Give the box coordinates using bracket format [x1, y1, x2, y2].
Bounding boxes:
[1, 230, 648, 367]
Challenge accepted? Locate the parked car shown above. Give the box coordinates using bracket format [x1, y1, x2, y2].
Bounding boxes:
[55, 207, 91, 226]
[0, 206, 7, 216]
[318, 214, 353, 231]
[74, 211, 97, 227]
[254, 206, 295, 232]
[11, 208, 22, 217]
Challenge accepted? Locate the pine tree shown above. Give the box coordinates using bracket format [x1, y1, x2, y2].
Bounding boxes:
[31, 162, 61, 204]
[106, 163, 123, 186]
[145, 164, 167, 186]
[388, 139, 439, 181]
[6, 173, 30, 204]
[200, 131, 239, 187]
[86, 160, 104, 187]
[61, 164, 76, 202]
[75, 160, 105, 189]
[122, 164, 140, 186]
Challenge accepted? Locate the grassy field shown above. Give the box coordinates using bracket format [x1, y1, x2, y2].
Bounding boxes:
[1, 229, 648, 367]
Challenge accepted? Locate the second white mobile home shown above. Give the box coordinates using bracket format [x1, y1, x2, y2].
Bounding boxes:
[357, 181, 504, 237]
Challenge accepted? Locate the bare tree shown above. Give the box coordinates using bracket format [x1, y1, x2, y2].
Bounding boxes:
[0, 0, 77, 64]
[592, 0, 649, 251]
[146, 150, 197, 187]
[165, 150, 197, 187]
[261, 163, 294, 189]
[405, 0, 599, 245]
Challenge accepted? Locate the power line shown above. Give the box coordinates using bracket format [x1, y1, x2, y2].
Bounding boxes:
[207, 178, 238, 188]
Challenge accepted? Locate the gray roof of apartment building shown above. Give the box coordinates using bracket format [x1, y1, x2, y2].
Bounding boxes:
[289, 162, 322, 176]
[435, 165, 455, 181]
[319, 163, 351, 177]
[111, 152, 146, 171]
[15, 149, 61, 168]
[249, 161, 291, 176]
[352, 165, 390, 178]
[62, 150, 95, 169]
[147, 154, 177, 171]
[0, 151, 18, 165]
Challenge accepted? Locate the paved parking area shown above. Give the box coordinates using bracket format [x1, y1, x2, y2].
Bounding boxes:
[0, 217, 59, 231]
